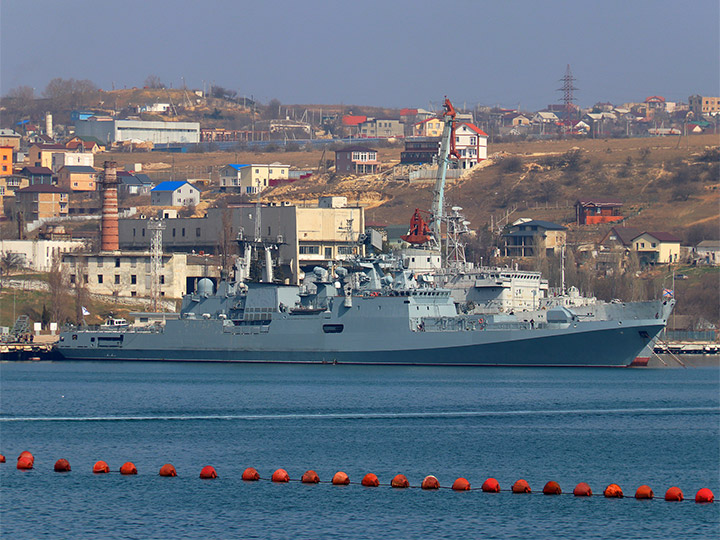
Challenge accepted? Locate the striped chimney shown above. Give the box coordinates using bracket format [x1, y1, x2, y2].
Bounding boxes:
[101, 161, 119, 251]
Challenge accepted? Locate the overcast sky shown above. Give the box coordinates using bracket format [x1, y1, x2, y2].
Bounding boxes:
[2, 0, 718, 111]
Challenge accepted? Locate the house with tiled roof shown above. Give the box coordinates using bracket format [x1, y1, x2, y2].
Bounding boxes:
[575, 198, 623, 225]
[117, 171, 154, 197]
[15, 184, 69, 220]
[632, 232, 681, 264]
[150, 181, 200, 207]
[413, 117, 444, 137]
[502, 219, 567, 257]
[455, 123, 488, 169]
[19, 166, 54, 185]
[28, 143, 68, 169]
[57, 165, 99, 192]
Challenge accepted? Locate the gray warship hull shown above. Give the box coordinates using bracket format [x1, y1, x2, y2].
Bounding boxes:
[57, 286, 671, 367]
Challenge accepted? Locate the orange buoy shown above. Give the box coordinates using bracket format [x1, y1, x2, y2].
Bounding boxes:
[421, 475, 440, 490]
[332, 471, 350, 485]
[159, 464, 177, 477]
[391, 474, 409, 488]
[603, 484, 624, 498]
[93, 460, 110, 474]
[241, 467, 260, 481]
[18, 451, 33, 461]
[512, 479, 531, 494]
[17, 456, 34, 470]
[54, 459, 71, 472]
[452, 477, 471, 491]
[361, 473, 379, 487]
[272, 469, 289, 483]
[199, 465, 217, 479]
[543, 481, 562, 495]
[573, 482, 592, 497]
[482, 478, 501, 493]
[664, 487, 683, 502]
[695, 488, 714, 503]
[119, 462, 137, 475]
[0, 454, 5, 463]
[301, 470, 320, 484]
[635, 485, 654, 499]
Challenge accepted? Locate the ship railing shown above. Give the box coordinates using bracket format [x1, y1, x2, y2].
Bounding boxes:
[60, 324, 164, 334]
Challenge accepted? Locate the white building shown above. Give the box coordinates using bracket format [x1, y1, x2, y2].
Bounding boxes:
[696, 240, 720, 265]
[150, 181, 200, 207]
[1, 239, 88, 271]
[51, 151, 94, 173]
[219, 163, 290, 194]
[454, 123, 488, 169]
[75, 117, 200, 144]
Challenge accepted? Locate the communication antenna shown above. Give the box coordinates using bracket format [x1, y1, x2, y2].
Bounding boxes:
[148, 219, 166, 311]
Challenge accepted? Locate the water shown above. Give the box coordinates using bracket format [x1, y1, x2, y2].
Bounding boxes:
[1, 362, 718, 539]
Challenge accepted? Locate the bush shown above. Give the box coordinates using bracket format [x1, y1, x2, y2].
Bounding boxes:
[499, 156, 523, 173]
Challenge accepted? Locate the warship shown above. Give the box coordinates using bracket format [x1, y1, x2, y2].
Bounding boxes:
[56, 97, 674, 365]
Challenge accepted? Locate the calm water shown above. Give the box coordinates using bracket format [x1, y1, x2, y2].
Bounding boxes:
[1, 362, 718, 539]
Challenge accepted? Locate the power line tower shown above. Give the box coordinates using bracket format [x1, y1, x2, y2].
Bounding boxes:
[148, 219, 166, 311]
[557, 64, 579, 130]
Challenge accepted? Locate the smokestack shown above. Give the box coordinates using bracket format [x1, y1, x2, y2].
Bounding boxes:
[45, 112, 53, 139]
[101, 161, 119, 251]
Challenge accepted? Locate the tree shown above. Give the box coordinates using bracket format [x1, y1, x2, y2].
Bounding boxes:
[47, 255, 69, 323]
[144, 75, 166, 89]
[219, 208, 236, 275]
[44, 77, 98, 111]
[263, 98, 282, 120]
[0, 251, 24, 282]
[74, 256, 89, 326]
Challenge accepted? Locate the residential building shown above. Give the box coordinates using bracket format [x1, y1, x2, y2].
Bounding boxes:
[502, 219, 567, 257]
[0, 175, 30, 219]
[454, 123, 488, 169]
[219, 163, 290, 194]
[51, 151, 94, 172]
[688, 95, 720, 117]
[0, 146, 13, 176]
[150, 181, 200, 207]
[533, 112, 559, 124]
[0, 239, 87, 271]
[598, 226, 641, 251]
[75, 117, 200, 144]
[19, 166, 54, 185]
[632, 232, 681, 264]
[15, 184, 69, 221]
[56, 166, 99, 192]
[0, 128, 22, 150]
[334, 146, 379, 174]
[401, 138, 440, 164]
[413, 118, 444, 137]
[28, 144, 68, 169]
[357, 118, 404, 138]
[64, 137, 104, 153]
[575, 198, 623, 225]
[118, 198, 365, 283]
[117, 171, 154, 197]
[695, 240, 720, 265]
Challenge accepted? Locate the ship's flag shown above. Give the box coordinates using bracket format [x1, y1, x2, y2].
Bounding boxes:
[662, 289, 674, 298]
[81, 306, 90, 316]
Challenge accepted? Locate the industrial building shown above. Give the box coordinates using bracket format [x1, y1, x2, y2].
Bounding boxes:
[118, 197, 365, 283]
[74, 117, 200, 144]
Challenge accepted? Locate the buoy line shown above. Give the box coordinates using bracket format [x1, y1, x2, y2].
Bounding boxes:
[2, 451, 715, 504]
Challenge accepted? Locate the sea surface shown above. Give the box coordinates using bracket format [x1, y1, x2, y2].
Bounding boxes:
[1, 361, 718, 539]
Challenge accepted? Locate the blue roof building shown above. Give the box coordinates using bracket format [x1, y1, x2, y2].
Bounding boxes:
[150, 180, 200, 207]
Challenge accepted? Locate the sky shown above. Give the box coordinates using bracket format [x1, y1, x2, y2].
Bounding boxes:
[1, 0, 718, 111]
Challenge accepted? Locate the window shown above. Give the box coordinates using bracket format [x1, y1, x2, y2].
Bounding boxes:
[325, 247, 332, 258]
[299, 245, 320, 255]
[115, 258, 120, 268]
[133, 228, 136, 237]
[98, 274, 104, 284]
[97, 258, 104, 268]
[172, 228, 176, 237]
[114, 275, 120, 284]
[142, 229, 145, 237]
[160, 275, 165, 284]
[196, 227, 201, 237]
[131, 275, 137, 284]
[182, 228, 185, 237]
[70, 274, 76, 284]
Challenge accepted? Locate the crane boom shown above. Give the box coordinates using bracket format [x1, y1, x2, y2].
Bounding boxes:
[431, 97, 459, 242]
